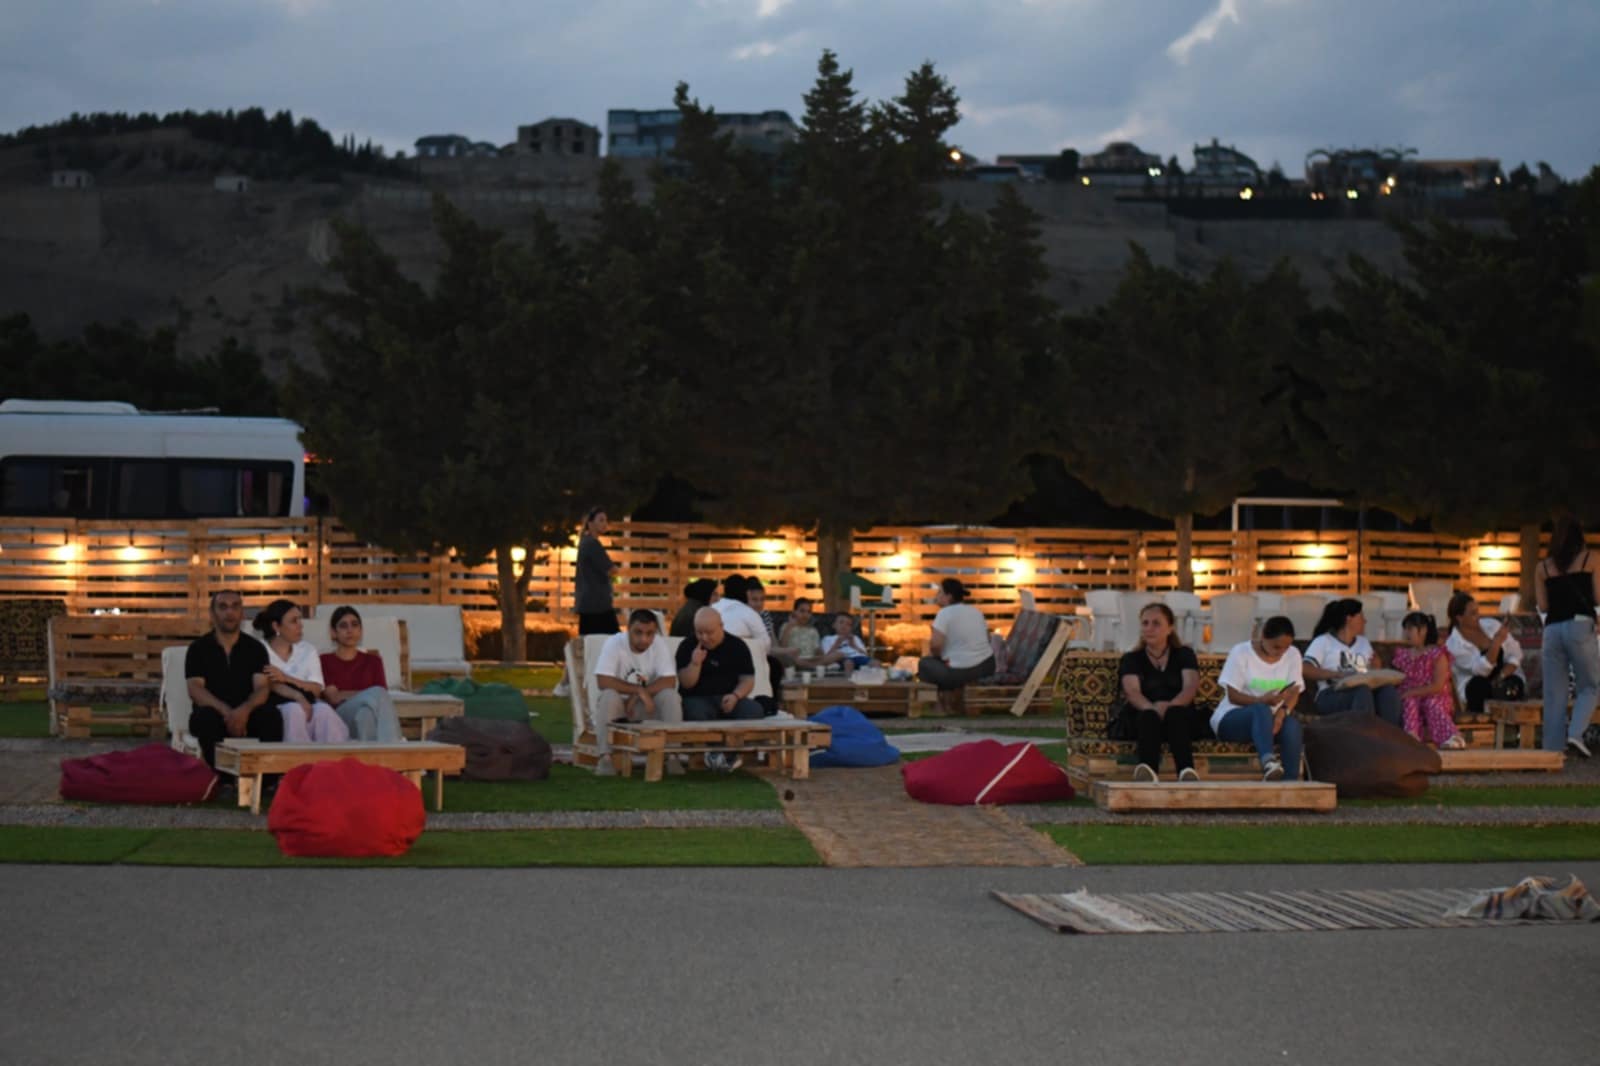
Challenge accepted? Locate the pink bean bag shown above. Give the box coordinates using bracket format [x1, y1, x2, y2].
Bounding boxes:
[59, 744, 217, 805]
[268, 758, 425, 858]
[902, 740, 1075, 805]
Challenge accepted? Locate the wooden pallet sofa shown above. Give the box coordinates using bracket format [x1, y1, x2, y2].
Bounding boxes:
[1059, 650, 1272, 787]
[1, 598, 65, 694]
[47, 615, 209, 738]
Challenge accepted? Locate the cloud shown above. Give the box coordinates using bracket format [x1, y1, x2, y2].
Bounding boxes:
[756, 0, 790, 17]
[1167, 0, 1239, 64]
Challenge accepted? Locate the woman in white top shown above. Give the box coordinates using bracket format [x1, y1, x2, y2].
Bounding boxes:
[252, 599, 349, 744]
[1303, 598, 1402, 727]
[710, 575, 774, 704]
[1444, 592, 1525, 714]
[918, 579, 996, 708]
[1211, 616, 1305, 781]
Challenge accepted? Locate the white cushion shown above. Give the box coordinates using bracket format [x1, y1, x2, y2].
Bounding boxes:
[304, 616, 407, 690]
[314, 604, 469, 675]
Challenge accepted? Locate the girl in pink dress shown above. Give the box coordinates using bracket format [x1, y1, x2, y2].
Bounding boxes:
[1390, 611, 1465, 748]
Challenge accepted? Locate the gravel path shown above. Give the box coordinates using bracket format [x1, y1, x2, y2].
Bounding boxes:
[0, 802, 787, 830]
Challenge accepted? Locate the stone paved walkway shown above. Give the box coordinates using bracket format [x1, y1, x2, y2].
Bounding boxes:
[773, 765, 1082, 868]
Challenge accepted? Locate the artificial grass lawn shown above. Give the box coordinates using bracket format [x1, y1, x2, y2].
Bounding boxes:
[0, 826, 820, 867]
[442, 764, 780, 812]
[1041, 823, 1600, 865]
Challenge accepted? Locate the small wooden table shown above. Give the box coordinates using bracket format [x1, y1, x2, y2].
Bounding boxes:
[391, 691, 466, 740]
[214, 740, 467, 813]
[781, 678, 935, 719]
[1485, 699, 1542, 749]
[606, 720, 832, 782]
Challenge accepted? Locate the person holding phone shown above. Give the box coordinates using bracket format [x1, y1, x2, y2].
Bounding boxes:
[1444, 593, 1525, 714]
[1210, 615, 1305, 781]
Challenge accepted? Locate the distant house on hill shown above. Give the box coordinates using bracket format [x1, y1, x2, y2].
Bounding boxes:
[606, 108, 798, 158]
[50, 169, 94, 189]
[1189, 137, 1260, 189]
[1079, 141, 1163, 187]
[414, 134, 472, 159]
[516, 118, 601, 156]
[213, 175, 250, 193]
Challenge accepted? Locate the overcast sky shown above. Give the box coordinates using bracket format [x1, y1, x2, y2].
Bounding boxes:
[3, 0, 1596, 179]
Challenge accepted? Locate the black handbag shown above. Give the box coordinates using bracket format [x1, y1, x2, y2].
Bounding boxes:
[1106, 704, 1137, 740]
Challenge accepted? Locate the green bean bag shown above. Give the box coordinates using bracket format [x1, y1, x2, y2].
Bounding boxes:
[419, 677, 531, 723]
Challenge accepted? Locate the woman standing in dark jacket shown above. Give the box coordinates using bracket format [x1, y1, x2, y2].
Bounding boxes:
[575, 506, 619, 635]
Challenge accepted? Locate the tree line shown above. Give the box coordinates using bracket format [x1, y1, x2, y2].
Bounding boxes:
[287, 51, 1600, 656]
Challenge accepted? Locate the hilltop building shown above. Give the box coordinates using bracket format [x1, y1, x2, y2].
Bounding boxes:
[606, 109, 798, 158]
[516, 118, 601, 157]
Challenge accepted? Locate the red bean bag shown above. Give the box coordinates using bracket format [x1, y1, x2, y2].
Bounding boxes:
[902, 740, 1075, 805]
[267, 759, 425, 858]
[59, 743, 216, 805]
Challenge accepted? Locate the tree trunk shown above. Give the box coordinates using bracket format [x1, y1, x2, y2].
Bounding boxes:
[1175, 512, 1195, 593]
[815, 522, 854, 612]
[1518, 521, 1542, 612]
[495, 546, 528, 663]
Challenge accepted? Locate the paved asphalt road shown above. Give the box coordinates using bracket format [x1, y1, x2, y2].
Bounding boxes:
[3, 861, 1597, 1066]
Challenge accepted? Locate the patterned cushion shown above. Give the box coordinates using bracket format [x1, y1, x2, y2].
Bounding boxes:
[1073, 738, 1261, 757]
[1061, 651, 1227, 737]
[48, 682, 161, 704]
[977, 611, 1060, 686]
[0, 599, 66, 672]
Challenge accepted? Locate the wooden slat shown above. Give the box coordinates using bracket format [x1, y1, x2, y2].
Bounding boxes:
[1094, 780, 1337, 812]
[1435, 749, 1564, 773]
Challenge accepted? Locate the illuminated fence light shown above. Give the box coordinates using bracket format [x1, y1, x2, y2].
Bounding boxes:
[1479, 545, 1514, 562]
[55, 542, 78, 561]
[509, 546, 527, 563]
[118, 545, 142, 562]
[884, 553, 911, 572]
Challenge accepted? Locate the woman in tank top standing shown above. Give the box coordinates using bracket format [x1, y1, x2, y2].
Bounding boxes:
[1534, 513, 1600, 757]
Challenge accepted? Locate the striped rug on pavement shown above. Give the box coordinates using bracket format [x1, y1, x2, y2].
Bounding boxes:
[993, 887, 1554, 934]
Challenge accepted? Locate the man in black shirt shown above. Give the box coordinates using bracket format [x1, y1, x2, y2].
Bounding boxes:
[676, 607, 765, 722]
[185, 589, 280, 769]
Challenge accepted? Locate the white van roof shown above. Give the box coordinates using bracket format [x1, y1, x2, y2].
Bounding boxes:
[0, 399, 141, 414]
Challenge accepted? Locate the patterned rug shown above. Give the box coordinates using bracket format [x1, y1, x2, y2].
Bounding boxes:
[993, 887, 1556, 934]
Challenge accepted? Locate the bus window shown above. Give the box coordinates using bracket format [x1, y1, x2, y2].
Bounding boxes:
[239, 464, 292, 517]
[0, 458, 101, 516]
[177, 465, 236, 516]
[113, 460, 169, 518]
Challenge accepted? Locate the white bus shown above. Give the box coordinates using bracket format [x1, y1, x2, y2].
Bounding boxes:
[0, 399, 307, 518]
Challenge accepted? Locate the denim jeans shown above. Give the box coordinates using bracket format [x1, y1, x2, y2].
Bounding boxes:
[682, 696, 766, 721]
[333, 686, 404, 742]
[1215, 705, 1302, 778]
[1314, 683, 1402, 728]
[1540, 617, 1600, 750]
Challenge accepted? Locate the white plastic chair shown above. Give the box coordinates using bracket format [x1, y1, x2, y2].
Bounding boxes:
[1207, 593, 1258, 652]
[1408, 580, 1456, 625]
[160, 645, 201, 758]
[1161, 591, 1205, 647]
[1253, 591, 1283, 619]
[305, 617, 409, 691]
[1083, 589, 1123, 651]
[1118, 591, 1160, 652]
[1282, 593, 1332, 642]
[1497, 593, 1521, 615]
[1358, 593, 1393, 641]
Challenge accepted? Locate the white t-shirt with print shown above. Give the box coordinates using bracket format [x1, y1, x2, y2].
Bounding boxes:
[1211, 641, 1305, 734]
[933, 603, 993, 671]
[593, 631, 676, 688]
[1303, 633, 1376, 694]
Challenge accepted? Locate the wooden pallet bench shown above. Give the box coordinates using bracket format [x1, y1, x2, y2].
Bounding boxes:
[606, 720, 832, 782]
[1485, 699, 1542, 749]
[1094, 780, 1337, 813]
[390, 691, 466, 741]
[47, 615, 208, 738]
[214, 739, 467, 814]
[1435, 748, 1565, 773]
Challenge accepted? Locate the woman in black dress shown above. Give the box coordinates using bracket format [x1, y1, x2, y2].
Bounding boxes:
[1116, 602, 1201, 783]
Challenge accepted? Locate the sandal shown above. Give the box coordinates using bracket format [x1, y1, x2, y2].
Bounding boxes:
[1440, 735, 1467, 750]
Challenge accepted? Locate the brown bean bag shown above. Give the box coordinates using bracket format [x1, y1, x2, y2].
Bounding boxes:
[1303, 711, 1441, 798]
[428, 717, 551, 781]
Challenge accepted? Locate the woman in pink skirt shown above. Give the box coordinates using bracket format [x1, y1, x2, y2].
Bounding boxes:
[1390, 611, 1465, 749]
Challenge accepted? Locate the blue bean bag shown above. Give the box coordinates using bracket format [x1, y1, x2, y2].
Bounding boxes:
[810, 705, 901, 768]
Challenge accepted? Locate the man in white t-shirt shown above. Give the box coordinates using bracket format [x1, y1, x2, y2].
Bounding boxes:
[592, 609, 683, 775]
[918, 579, 996, 708]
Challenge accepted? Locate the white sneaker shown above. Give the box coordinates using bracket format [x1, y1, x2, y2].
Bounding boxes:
[1262, 758, 1285, 782]
[665, 757, 686, 777]
[1177, 767, 1201, 783]
[593, 758, 616, 777]
[704, 752, 728, 773]
[1132, 763, 1159, 783]
[553, 678, 571, 697]
[1568, 737, 1594, 759]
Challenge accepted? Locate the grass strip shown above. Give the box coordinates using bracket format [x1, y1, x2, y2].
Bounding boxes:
[0, 826, 161, 863]
[1039, 823, 1600, 865]
[74, 827, 817, 867]
[442, 765, 780, 812]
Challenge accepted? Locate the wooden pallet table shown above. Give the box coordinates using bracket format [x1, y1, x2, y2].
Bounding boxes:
[1094, 780, 1337, 813]
[1435, 748, 1564, 773]
[781, 679, 934, 719]
[390, 691, 466, 741]
[1485, 699, 1542, 749]
[606, 720, 832, 782]
[214, 740, 467, 814]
